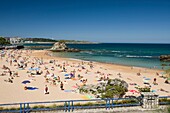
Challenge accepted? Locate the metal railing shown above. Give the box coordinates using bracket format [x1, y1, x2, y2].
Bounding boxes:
[0, 96, 169, 113]
[159, 96, 170, 105]
[0, 98, 140, 113]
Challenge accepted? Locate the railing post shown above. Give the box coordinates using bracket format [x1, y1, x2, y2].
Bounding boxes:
[111, 98, 114, 108]
[20, 103, 22, 113]
[108, 99, 110, 109]
[64, 101, 67, 112]
[23, 103, 26, 113]
[26, 103, 30, 113]
[25, 103, 29, 113]
[68, 101, 70, 112]
[71, 100, 74, 112]
[105, 99, 108, 110]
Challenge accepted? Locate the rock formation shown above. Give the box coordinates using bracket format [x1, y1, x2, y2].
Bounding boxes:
[160, 55, 170, 62]
[78, 79, 128, 98]
[50, 42, 80, 52]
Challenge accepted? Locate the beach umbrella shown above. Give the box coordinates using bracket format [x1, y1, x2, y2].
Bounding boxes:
[22, 80, 31, 84]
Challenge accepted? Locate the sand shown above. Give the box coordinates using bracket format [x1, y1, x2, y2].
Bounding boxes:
[0, 50, 169, 104]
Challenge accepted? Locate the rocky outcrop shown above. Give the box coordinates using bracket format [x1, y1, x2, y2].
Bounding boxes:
[50, 42, 80, 52]
[160, 55, 170, 61]
[78, 79, 128, 98]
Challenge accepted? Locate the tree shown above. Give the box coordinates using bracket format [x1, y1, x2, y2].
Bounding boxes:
[0, 37, 10, 45]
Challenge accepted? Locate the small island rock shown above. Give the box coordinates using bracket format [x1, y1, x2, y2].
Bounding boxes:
[50, 42, 80, 52]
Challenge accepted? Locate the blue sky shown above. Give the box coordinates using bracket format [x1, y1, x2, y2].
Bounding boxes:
[0, 0, 170, 43]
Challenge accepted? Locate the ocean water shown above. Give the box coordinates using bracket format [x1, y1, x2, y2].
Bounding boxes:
[25, 43, 170, 69]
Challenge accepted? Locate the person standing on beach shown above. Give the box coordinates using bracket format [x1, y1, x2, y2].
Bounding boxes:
[45, 85, 49, 94]
[60, 82, 64, 90]
[10, 59, 12, 66]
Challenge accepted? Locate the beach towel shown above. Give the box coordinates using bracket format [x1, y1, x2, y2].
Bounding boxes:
[145, 78, 151, 80]
[71, 78, 77, 80]
[64, 90, 72, 92]
[72, 86, 78, 88]
[152, 90, 157, 92]
[22, 80, 31, 84]
[65, 77, 70, 79]
[81, 95, 89, 100]
[65, 74, 69, 76]
[26, 87, 38, 90]
[86, 95, 93, 99]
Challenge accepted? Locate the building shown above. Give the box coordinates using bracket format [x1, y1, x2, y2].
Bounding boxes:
[9, 37, 23, 44]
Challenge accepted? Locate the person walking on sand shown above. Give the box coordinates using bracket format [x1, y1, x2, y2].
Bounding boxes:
[60, 82, 64, 90]
[10, 59, 12, 66]
[45, 85, 49, 94]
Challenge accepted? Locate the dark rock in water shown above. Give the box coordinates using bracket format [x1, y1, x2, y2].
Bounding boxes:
[49, 42, 80, 52]
[160, 55, 170, 61]
[16, 45, 24, 49]
[0, 45, 24, 50]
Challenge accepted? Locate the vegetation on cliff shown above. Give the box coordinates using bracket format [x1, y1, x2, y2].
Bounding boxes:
[0, 37, 10, 45]
[23, 38, 57, 42]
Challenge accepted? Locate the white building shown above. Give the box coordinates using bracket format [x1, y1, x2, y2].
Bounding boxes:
[10, 37, 23, 44]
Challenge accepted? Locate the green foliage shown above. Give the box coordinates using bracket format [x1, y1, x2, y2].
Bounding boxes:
[32, 105, 46, 109]
[167, 106, 170, 113]
[23, 38, 57, 42]
[82, 102, 94, 106]
[136, 87, 150, 92]
[101, 85, 126, 98]
[79, 87, 89, 94]
[114, 99, 138, 104]
[159, 98, 170, 103]
[0, 37, 10, 45]
[0, 107, 3, 110]
[50, 104, 57, 108]
[58, 40, 66, 43]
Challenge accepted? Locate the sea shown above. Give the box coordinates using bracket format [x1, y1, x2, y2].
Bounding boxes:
[24, 43, 170, 69]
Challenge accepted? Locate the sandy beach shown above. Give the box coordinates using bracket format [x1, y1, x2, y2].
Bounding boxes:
[0, 50, 169, 104]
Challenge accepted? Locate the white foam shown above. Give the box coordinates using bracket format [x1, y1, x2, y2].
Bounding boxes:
[126, 55, 153, 58]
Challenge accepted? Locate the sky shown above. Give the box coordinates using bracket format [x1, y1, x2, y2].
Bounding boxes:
[0, 0, 170, 43]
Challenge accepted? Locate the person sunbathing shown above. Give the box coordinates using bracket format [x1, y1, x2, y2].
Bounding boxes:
[2, 65, 9, 70]
[36, 70, 43, 75]
[159, 88, 169, 93]
[165, 79, 169, 84]
[4, 78, 13, 83]
[0, 73, 6, 76]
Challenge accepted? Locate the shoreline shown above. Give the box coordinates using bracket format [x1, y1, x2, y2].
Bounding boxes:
[31, 50, 163, 77]
[48, 51, 163, 72]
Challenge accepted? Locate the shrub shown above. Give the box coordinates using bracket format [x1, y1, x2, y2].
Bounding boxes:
[137, 87, 150, 92]
[0, 107, 4, 110]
